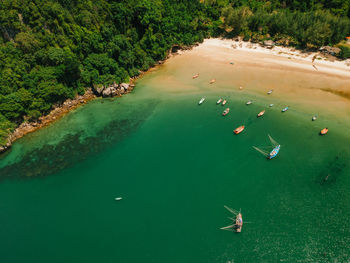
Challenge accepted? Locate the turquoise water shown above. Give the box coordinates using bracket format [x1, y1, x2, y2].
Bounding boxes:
[1, 56, 350, 262]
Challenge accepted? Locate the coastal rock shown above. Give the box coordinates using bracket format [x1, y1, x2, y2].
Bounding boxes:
[102, 87, 114, 97]
[263, 40, 275, 49]
[120, 83, 129, 90]
[92, 84, 105, 96]
[319, 46, 341, 56]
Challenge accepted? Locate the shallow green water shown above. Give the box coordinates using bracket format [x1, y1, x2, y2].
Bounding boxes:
[1, 55, 350, 262]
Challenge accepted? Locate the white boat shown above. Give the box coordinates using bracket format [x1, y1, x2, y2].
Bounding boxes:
[267, 90, 273, 95]
[269, 104, 274, 107]
[198, 98, 205, 105]
[222, 99, 227, 106]
[115, 197, 123, 201]
[312, 115, 317, 121]
[216, 98, 223, 104]
[246, 101, 252, 105]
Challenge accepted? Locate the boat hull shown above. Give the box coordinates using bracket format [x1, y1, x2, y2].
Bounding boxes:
[268, 145, 280, 159]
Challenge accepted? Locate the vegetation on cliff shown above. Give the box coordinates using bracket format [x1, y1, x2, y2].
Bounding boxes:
[0, 0, 349, 147]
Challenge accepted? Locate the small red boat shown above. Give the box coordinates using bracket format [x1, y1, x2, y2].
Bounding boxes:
[192, 73, 199, 79]
[222, 108, 230, 116]
[320, 128, 328, 135]
[234, 125, 245, 134]
[257, 110, 265, 117]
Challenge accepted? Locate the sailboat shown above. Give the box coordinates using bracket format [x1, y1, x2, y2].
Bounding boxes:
[220, 206, 243, 233]
[253, 134, 281, 160]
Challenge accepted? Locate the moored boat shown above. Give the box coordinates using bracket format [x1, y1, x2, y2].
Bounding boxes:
[198, 98, 205, 105]
[222, 108, 230, 116]
[267, 89, 273, 95]
[210, 78, 216, 84]
[192, 73, 199, 79]
[115, 197, 123, 201]
[221, 206, 243, 233]
[246, 100, 252, 105]
[222, 99, 227, 106]
[282, 106, 289, 112]
[234, 125, 245, 134]
[239, 86, 243, 90]
[320, 128, 328, 135]
[235, 213, 243, 233]
[269, 104, 274, 107]
[312, 115, 317, 121]
[257, 110, 265, 117]
[216, 98, 223, 104]
[268, 145, 280, 159]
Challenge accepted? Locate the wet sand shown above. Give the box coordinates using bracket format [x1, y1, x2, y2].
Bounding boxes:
[147, 38, 350, 128]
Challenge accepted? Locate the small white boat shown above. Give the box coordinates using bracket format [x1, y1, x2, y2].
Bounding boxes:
[198, 98, 205, 105]
[216, 98, 223, 105]
[115, 197, 123, 201]
[312, 115, 317, 121]
[269, 104, 274, 107]
[222, 99, 227, 106]
[267, 90, 273, 95]
[282, 106, 289, 112]
[246, 101, 252, 105]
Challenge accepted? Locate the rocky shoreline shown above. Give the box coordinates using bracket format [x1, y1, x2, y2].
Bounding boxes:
[0, 43, 197, 155]
[0, 82, 136, 154]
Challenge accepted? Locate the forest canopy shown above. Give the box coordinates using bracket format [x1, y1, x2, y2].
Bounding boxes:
[0, 0, 349, 146]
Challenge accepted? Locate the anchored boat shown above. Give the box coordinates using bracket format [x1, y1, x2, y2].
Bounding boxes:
[269, 104, 274, 107]
[192, 73, 199, 79]
[115, 197, 123, 201]
[222, 108, 230, 116]
[320, 128, 328, 135]
[220, 206, 243, 233]
[216, 98, 223, 105]
[210, 79, 216, 84]
[257, 110, 265, 117]
[312, 115, 317, 121]
[267, 90, 273, 95]
[268, 145, 280, 159]
[246, 100, 252, 105]
[222, 99, 227, 106]
[234, 125, 245, 134]
[282, 106, 289, 112]
[198, 98, 205, 105]
[253, 134, 281, 160]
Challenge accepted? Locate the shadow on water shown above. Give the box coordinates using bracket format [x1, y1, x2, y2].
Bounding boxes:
[318, 151, 349, 186]
[0, 100, 159, 178]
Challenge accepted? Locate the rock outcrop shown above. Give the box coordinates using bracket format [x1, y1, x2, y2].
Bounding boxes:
[92, 82, 133, 98]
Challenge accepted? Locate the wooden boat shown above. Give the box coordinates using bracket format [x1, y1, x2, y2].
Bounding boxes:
[220, 206, 243, 233]
[198, 98, 205, 105]
[239, 86, 243, 90]
[267, 90, 273, 95]
[235, 213, 243, 233]
[234, 125, 245, 134]
[209, 78, 216, 84]
[312, 115, 317, 121]
[216, 98, 223, 105]
[115, 197, 123, 201]
[257, 110, 265, 117]
[192, 73, 199, 79]
[269, 104, 274, 107]
[246, 100, 252, 105]
[320, 128, 328, 135]
[282, 106, 289, 112]
[222, 108, 230, 116]
[268, 145, 280, 159]
[222, 99, 227, 106]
